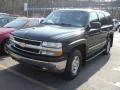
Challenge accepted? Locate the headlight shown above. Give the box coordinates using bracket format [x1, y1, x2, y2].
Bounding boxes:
[41, 42, 62, 56]
[42, 42, 62, 48]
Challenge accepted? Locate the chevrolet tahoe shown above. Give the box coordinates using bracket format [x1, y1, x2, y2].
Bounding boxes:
[7, 9, 114, 79]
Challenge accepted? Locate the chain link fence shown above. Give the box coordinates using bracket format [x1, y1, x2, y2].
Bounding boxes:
[0, 0, 120, 19]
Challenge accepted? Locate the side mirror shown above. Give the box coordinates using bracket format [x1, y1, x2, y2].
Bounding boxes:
[40, 19, 44, 24]
[90, 22, 101, 29]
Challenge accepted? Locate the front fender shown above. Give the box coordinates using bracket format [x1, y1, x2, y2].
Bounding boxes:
[66, 39, 86, 52]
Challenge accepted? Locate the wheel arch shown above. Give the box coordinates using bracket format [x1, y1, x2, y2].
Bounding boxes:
[67, 40, 87, 65]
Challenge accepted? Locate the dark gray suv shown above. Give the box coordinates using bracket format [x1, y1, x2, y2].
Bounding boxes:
[7, 9, 114, 79]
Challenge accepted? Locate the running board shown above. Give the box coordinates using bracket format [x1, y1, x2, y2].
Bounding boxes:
[86, 49, 106, 62]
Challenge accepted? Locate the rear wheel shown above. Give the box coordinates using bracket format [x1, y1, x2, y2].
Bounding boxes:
[103, 38, 111, 55]
[64, 50, 82, 80]
[118, 26, 120, 32]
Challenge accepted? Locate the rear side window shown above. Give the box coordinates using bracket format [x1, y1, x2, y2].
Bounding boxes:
[89, 12, 99, 22]
[97, 12, 107, 26]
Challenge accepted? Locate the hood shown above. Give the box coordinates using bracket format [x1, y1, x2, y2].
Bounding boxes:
[12, 25, 85, 42]
[0, 28, 16, 35]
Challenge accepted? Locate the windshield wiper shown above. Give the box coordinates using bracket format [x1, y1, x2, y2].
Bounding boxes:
[42, 22, 54, 25]
[42, 22, 73, 27]
[54, 23, 73, 27]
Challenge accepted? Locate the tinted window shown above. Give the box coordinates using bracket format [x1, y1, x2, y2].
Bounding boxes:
[4, 18, 28, 29]
[89, 12, 99, 22]
[43, 10, 88, 27]
[97, 12, 107, 25]
[103, 12, 112, 25]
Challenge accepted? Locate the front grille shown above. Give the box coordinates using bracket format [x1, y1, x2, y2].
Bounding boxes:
[14, 44, 40, 54]
[14, 37, 41, 46]
[11, 36, 42, 54]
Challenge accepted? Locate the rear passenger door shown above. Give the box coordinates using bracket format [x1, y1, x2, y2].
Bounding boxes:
[97, 12, 112, 47]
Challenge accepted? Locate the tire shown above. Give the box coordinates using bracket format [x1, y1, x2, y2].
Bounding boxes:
[103, 38, 111, 55]
[1, 39, 9, 55]
[64, 50, 82, 80]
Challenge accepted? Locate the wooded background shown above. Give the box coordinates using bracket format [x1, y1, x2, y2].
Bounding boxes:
[0, 0, 120, 19]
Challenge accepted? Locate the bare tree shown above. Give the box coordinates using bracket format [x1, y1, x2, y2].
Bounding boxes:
[0, 0, 6, 12]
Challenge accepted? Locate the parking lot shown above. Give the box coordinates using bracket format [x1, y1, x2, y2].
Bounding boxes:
[0, 32, 119, 90]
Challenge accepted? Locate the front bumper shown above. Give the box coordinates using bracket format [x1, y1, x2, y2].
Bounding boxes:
[7, 45, 67, 72]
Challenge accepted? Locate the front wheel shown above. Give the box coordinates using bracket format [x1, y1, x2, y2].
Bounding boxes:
[64, 50, 82, 80]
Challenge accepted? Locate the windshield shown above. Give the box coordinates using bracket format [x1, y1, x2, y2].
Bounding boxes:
[43, 10, 88, 27]
[4, 18, 28, 29]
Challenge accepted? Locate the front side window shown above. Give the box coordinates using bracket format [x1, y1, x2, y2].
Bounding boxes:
[89, 12, 99, 22]
[104, 12, 112, 25]
[43, 10, 88, 27]
[97, 12, 107, 25]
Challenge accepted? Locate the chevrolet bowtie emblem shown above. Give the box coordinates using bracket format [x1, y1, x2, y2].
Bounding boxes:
[20, 43, 26, 48]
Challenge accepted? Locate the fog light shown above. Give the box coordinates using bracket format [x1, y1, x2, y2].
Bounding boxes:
[41, 51, 62, 56]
